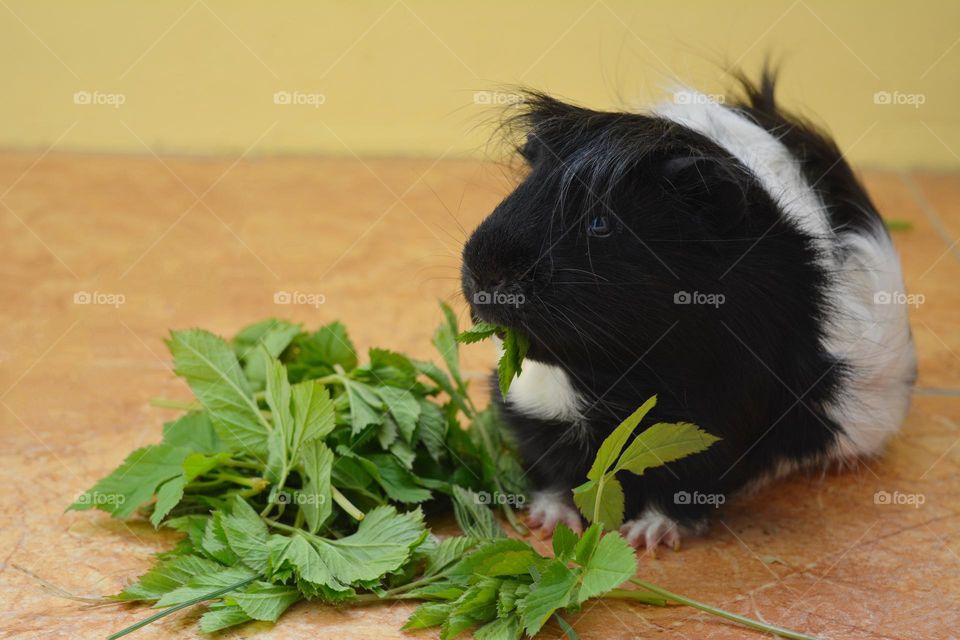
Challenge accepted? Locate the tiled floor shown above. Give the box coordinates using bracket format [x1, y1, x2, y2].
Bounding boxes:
[0, 152, 957, 639]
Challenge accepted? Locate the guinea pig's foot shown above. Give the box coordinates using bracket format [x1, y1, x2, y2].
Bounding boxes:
[525, 491, 583, 536]
[620, 510, 682, 551]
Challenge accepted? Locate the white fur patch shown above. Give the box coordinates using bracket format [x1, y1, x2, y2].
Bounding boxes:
[653, 89, 916, 461]
[495, 336, 586, 424]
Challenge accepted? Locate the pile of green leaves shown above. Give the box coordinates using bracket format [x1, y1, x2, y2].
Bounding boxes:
[71, 307, 816, 640]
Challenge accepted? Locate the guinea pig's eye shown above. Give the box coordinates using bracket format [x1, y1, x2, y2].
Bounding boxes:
[587, 215, 614, 238]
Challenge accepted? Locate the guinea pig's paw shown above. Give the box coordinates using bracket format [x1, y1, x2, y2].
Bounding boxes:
[620, 510, 682, 551]
[525, 491, 583, 536]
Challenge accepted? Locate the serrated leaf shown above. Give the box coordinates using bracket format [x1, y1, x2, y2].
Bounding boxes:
[416, 398, 448, 462]
[456, 322, 499, 344]
[161, 412, 222, 453]
[367, 453, 432, 503]
[475, 614, 522, 640]
[572, 477, 625, 530]
[150, 474, 186, 527]
[199, 602, 253, 633]
[433, 302, 465, 391]
[234, 319, 301, 391]
[404, 602, 454, 630]
[68, 443, 188, 518]
[168, 329, 270, 455]
[516, 560, 579, 636]
[155, 565, 257, 607]
[341, 378, 384, 434]
[290, 380, 335, 446]
[614, 421, 720, 476]
[376, 386, 420, 442]
[451, 486, 504, 539]
[497, 329, 529, 397]
[576, 531, 637, 603]
[299, 440, 333, 533]
[115, 554, 223, 601]
[201, 512, 239, 566]
[423, 536, 479, 576]
[229, 582, 300, 622]
[220, 496, 270, 573]
[182, 451, 231, 482]
[447, 538, 539, 578]
[551, 523, 578, 562]
[267, 534, 346, 590]
[585, 395, 657, 481]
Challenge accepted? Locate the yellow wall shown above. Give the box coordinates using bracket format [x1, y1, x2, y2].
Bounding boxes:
[2, 1, 958, 168]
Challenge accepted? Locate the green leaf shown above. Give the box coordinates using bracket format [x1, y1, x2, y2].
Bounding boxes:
[572, 477, 625, 530]
[422, 536, 479, 576]
[572, 524, 602, 568]
[155, 565, 257, 607]
[551, 523, 578, 562]
[376, 386, 421, 442]
[116, 554, 223, 601]
[69, 443, 188, 518]
[456, 321, 499, 344]
[516, 560, 579, 636]
[290, 381, 335, 446]
[199, 602, 253, 633]
[308, 506, 426, 584]
[576, 531, 637, 604]
[451, 486, 504, 539]
[475, 614, 522, 640]
[443, 577, 502, 639]
[299, 440, 334, 533]
[161, 412, 221, 453]
[367, 453, 432, 503]
[413, 359, 471, 415]
[416, 399, 449, 462]
[150, 475, 186, 527]
[433, 302, 465, 391]
[267, 534, 345, 590]
[182, 451, 231, 481]
[585, 395, 657, 481]
[201, 512, 239, 566]
[614, 421, 720, 476]
[234, 319, 301, 391]
[361, 348, 418, 387]
[264, 351, 294, 486]
[341, 378, 384, 434]
[229, 582, 301, 622]
[404, 602, 454, 630]
[168, 329, 270, 455]
[293, 321, 358, 374]
[447, 538, 540, 578]
[497, 329, 529, 397]
[220, 496, 270, 573]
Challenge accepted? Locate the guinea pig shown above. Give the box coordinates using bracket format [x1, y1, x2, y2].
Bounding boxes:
[460, 69, 917, 549]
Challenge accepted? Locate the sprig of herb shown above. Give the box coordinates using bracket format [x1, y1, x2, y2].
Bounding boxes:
[456, 321, 529, 396]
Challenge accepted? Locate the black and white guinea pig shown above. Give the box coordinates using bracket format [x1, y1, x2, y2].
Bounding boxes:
[460, 70, 917, 549]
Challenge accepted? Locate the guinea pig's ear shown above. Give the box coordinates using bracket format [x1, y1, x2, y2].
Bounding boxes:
[659, 155, 749, 236]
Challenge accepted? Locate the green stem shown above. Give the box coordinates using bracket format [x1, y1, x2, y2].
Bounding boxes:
[606, 588, 667, 606]
[214, 472, 267, 490]
[223, 459, 261, 471]
[332, 487, 365, 521]
[629, 579, 820, 640]
[107, 576, 258, 639]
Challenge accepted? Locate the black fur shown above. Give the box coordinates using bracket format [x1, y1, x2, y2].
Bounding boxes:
[460, 72, 886, 531]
